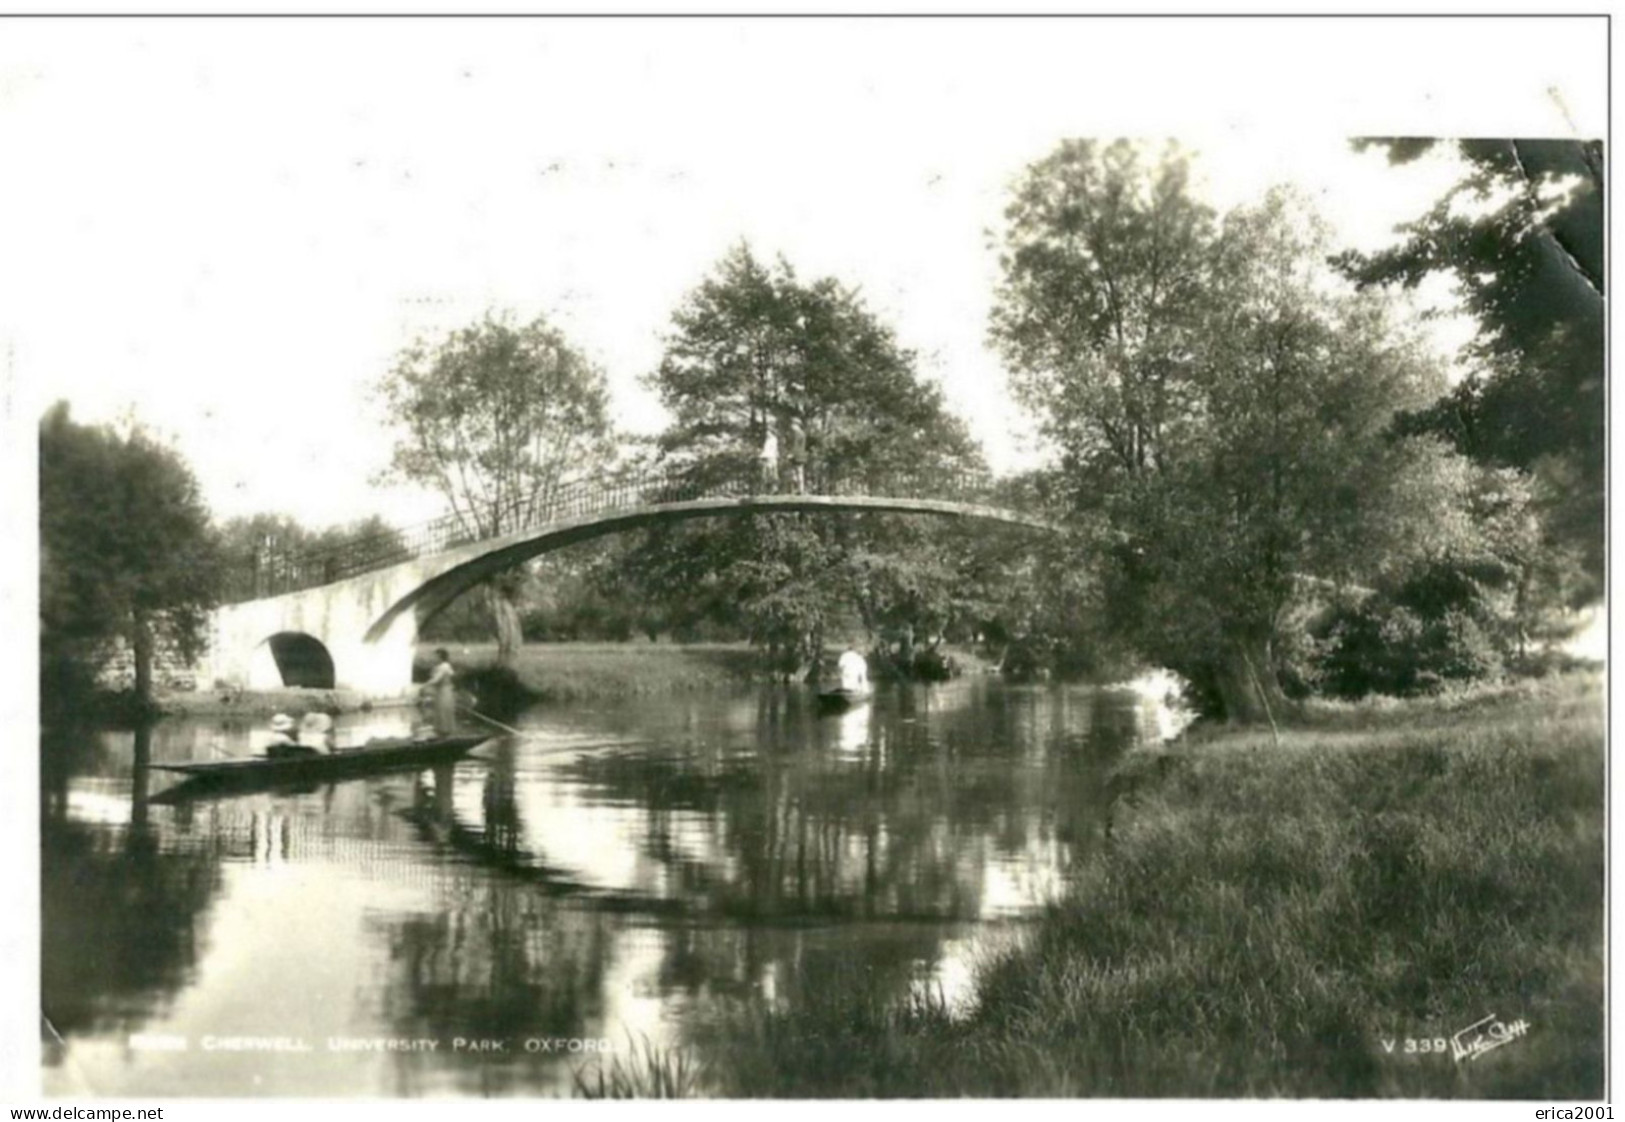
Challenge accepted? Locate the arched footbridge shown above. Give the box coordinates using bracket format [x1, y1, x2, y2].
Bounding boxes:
[200, 468, 1058, 694]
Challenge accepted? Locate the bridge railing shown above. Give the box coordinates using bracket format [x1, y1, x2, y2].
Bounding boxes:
[220, 463, 1008, 603]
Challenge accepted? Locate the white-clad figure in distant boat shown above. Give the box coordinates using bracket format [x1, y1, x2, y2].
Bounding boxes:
[425, 648, 458, 736]
[837, 646, 870, 692]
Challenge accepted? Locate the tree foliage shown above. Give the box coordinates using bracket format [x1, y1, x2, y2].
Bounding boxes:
[992, 140, 1215, 484]
[655, 244, 981, 490]
[1336, 138, 1604, 598]
[1307, 463, 1581, 698]
[626, 246, 988, 675]
[216, 511, 406, 593]
[376, 312, 614, 666]
[39, 402, 222, 710]
[992, 141, 1470, 718]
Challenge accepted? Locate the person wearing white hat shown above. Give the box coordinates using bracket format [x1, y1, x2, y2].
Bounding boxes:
[266, 713, 316, 759]
[300, 711, 336, 753]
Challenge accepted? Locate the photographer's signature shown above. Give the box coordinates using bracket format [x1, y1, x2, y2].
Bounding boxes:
[1380, 1013, 1531, 1062]
[1450, 1013, 1531, 1062]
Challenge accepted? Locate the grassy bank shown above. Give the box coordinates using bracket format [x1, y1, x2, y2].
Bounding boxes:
[605, 671, 1604, 1098]
[417, 641, 765, 702]
[422, 640, 1001, 703]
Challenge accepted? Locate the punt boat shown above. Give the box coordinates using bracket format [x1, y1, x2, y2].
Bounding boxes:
[816, 686, 873, 713]
[149, 733, 491, 797]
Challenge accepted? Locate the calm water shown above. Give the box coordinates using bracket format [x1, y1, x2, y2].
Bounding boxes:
[41, 678, 1184, 1097]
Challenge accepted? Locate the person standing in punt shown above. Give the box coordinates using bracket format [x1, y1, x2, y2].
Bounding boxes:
[426, 648, 458, 736]
[838, 645, 870, 693]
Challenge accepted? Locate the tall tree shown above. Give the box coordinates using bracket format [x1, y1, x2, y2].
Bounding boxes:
[634, 245, 985, 673]
[39, 403, 222, 710]
[376, 312, 614, 667]
[993, 142, 1468, 719]
[1336, 138, 1604, 598]
[992, 140, 1216, 487]
[656, 245, 981, 492]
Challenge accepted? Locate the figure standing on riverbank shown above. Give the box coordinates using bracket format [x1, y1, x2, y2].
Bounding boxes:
[427, 648, 457, 735]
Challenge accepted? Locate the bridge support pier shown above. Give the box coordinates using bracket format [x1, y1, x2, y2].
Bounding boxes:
[198, 567, 428, 697]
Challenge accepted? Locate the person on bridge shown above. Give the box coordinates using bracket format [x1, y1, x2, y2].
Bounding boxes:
[426, 648, 458, 736]
[786, 424, 807, 493]
[758, 426, 779, 491]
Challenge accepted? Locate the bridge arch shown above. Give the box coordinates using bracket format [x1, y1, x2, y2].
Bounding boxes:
[249, 631, 338, 690]
[363, 493, 1055, 644]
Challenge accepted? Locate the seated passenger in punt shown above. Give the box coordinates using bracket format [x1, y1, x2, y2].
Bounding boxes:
[300, 711, 337, 752]
[266, 712, 320, 759]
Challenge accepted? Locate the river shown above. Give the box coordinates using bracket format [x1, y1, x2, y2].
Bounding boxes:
[40, 677, 1187, 1097]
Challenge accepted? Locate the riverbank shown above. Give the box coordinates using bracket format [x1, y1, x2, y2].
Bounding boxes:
[417, 640, 1000, 703]
[601, 670, 1604, 1098]
[124, 640, 1001, 719]
[155, 686, 413, 719]
[136, 643, 772, 719]
[419, 641, 764, 702]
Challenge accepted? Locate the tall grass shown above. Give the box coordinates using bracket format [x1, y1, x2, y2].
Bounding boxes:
[686, 671, 1605, 1098]
[572, 1035, 712, 1099]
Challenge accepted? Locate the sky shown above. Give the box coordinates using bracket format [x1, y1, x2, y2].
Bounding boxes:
[0, 17, 1606, 530]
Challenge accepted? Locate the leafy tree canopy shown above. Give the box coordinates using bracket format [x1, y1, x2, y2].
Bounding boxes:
[215, 512, 407, 596]
[655, 244, 982, 489]
[40, 402, 222, 707]
[630, 245, 990, 674]
[378, 311, 615, 536]
[1336, 138, 1603, 597]
[992, 140, 1475, 718]
[375, 311, 615, 666]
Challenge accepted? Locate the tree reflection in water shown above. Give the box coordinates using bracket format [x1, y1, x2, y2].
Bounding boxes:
[368, 684, 1151, 1074]
[41, 725, 226, 1061]
[40, 680, 1174, 1096]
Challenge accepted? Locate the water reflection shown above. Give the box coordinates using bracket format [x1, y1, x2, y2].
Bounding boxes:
[42, 727, 222, 1066]
[41, 679, 1182, 1096]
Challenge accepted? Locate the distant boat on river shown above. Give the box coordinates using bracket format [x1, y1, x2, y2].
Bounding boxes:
[816, 685, 873, 714]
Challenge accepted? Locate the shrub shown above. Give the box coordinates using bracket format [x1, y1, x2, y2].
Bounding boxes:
[1317, 599, 1504, 698]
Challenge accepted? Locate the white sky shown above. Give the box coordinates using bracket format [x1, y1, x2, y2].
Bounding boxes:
[0, 17, 1606, 529]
